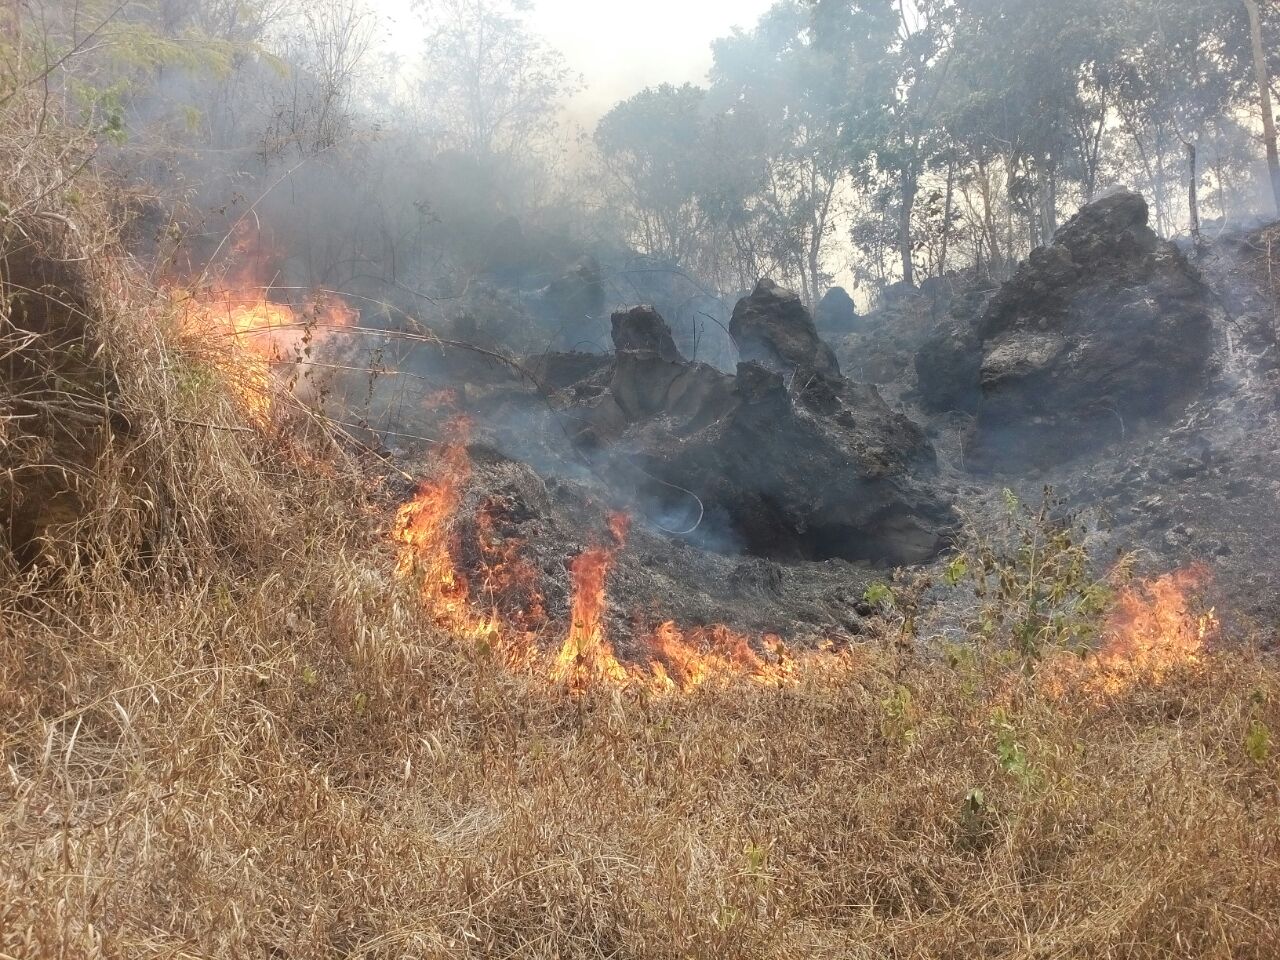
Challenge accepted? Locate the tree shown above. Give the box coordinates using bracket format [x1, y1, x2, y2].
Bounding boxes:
[817, 0, 958, 287]
[413, 0, 577, 163]
[265, 0, 375, 156]
[708, 1, 862, 302]
[595, 83, 711, 270]
[1244, 0, 1280, 213]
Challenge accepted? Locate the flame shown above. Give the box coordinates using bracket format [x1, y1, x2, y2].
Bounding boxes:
[392, 444, 846, 695]
[392, 430, 484, 633]
[175, 225, 357, 420]
[649, 623, 797, 690]
[475, 498, 546, 634]
[1043, 564, 1219, 699]
[551, 514, 635, 689]
[391, 424, 542, 665]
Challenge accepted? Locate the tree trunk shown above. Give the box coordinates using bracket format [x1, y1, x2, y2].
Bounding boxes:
[1215, 132, 1231, 223]
[1245, 0, 1280, 214]
[939, 155, 955, 279]
[899, 166, 917, 287]
[1188, 141, 1202, 250]
[1038, 160, 1057, 246]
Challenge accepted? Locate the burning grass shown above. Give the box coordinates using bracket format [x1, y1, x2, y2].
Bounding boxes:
[3, 110, 1280, 960]
[391, 439, 811, 694]
[4, 329, 1278, 959]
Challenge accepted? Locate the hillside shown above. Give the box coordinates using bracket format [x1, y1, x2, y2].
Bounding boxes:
[6, 1, 1280, 955]
[3, 109, 1280, 960]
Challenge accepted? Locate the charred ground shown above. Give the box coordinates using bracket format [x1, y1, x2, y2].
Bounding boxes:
[340, 191, 1280, 658]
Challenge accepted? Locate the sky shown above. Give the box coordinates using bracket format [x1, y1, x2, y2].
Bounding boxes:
[380, 0, 777, 120]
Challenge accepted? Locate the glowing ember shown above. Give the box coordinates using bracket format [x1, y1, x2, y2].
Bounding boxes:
[1043, 564, 1219, 699]
[475, 498, 546, 635]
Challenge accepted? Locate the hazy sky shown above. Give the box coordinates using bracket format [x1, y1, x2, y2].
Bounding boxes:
[381, 0, 777, 119]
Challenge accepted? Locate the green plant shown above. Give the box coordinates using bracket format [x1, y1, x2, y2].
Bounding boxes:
[863, 581, 896, 609]
[949, 488, 1116, 658]
[991, 707, 1039, 788]
[1246, 720, 1272, 765]
[881, 684, 918, 745]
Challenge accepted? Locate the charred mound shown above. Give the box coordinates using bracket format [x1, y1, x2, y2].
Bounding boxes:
[424, 446, 876, 644]
[815, 286, 860, 336]
[553, 298, 952, 565]
[730, 278, 841, 379]
[915, 190, 1216, 471]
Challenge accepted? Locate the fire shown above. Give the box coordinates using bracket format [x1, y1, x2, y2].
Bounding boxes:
[550, 514, 634, 689]
[535, 510, 807, 692]
[392, 444, 847, 694]
[392, 433, 484, 633]
[475, 498, 546, 634]
[175, 225, 357, 420]
[1088, 564, 1219, 694]
[1043, 564, 1219, 699]
[391, 443, 824, 693]
[649, 623, 797, 690]
[391, 425, 544, 665]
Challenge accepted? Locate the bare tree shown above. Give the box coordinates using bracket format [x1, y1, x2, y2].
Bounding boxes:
[413, 0, 577, 162]
[265, 0, 374, 156]
[1244, 0, 1280, 213]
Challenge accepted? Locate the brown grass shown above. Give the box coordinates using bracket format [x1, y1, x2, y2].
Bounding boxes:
[2, 96, 1280, 960]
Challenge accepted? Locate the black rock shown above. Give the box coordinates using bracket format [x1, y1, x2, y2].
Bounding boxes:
[914, 190, 1216, 470]
[611, 305, 683, 362]
[558, 303, 951, 566]
[730, 279, 841, 379]
[815, 286, 860, 335]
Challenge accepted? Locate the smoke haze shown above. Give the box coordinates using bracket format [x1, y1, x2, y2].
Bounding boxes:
[379, 0, 777, 118]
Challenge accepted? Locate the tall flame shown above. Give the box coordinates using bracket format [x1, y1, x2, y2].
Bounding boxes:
[551, 514, 635, 689]
[393, 430, 481, 632]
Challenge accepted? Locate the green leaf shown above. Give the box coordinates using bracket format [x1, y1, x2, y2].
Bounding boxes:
[991, 709, 1038, 787]
[943, 556, 969, 587]
[863, 581, 896, 609]
[1246, 720, 1272, 765]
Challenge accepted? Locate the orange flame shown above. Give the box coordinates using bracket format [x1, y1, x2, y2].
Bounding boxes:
[392, 431, 483, 632]
[391, 424, 542, 664]
[175, 225, 357, 420]
[392, 444, 847, 695]
[475, 498, 546, 634]
[1043, 564, 1219, 699]
[649, 623, 797, 691]
[551, 514, 635, 689]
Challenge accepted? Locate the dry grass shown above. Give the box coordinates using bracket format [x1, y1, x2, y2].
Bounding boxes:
[2, 99, 1280, 960]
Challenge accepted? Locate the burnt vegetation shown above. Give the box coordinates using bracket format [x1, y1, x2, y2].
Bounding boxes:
[4, 1, 1280, 957]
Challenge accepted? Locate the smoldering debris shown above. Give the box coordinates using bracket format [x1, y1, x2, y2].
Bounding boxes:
[319, 191, 1280, 652]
